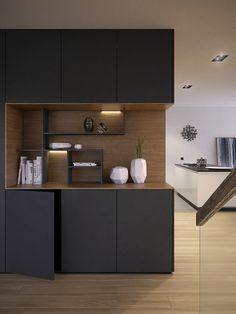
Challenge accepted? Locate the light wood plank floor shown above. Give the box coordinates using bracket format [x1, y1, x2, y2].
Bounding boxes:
[0, 212, 199, 314]
[200, 212, 236, 314]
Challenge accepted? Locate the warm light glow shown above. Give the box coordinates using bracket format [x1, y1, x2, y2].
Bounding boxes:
[49, 150, 67, 153]
[101, 110, 122, 114]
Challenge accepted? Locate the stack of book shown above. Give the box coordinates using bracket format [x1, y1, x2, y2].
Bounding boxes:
[17, 156, 42, 185]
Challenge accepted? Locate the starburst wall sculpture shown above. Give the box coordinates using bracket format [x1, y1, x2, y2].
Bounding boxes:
[181, 125, 198, 141]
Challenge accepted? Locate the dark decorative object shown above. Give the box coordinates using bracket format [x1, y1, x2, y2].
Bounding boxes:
[196, 157, 207, 167]
[181, 125, 198, 141]
[84, 117, 94, 133]
[97, 122, 108, 134]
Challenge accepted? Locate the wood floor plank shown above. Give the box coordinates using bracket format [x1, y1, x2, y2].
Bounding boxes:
[0, 212, 199, 313]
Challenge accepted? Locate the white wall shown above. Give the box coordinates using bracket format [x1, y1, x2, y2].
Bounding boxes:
[166, 106, 236, 186]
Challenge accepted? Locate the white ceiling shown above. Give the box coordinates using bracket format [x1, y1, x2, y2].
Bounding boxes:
[0, 0, 236, 107]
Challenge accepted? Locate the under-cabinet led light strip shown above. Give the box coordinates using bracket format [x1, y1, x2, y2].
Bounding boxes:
[101, 111, 122, 114]
[49, 150, 67, 153]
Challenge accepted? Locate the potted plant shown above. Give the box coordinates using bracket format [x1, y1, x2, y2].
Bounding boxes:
[130, 138, 147, 183]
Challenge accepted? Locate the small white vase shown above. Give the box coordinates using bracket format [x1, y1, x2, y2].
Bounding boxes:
[130, 159, 147, 183]
[110, 166, 129, 184]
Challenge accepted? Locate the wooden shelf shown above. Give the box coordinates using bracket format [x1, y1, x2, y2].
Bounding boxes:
[7, 103, 173, 111]
[17, 148, 102, 152]
[17, 149, 43, 152]
[47, 148, 103, 152]
[44, 132, 124, 136]
[6, 182, 174, 190]
[68, 166, 101, 169]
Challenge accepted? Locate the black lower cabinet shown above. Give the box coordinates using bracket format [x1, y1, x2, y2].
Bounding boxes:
[6, 191, 55, 279]
[61, 190, 116, 272]
[0, 30, 5, 273]
[5, 188, 173, 278]
[117, 190, 174, 273]
[0, 190, 5, 272]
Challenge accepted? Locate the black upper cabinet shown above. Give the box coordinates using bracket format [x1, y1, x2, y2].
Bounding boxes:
[62, 30, 117, 102]
[4, 29, 174, 103]
[6, 30, 60, 102]
[117, 30, 174, 103]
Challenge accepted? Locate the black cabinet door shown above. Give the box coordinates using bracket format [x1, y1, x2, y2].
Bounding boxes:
[61, 190, 116, 272]
[0, 30, 5, 273]
[0, 190, 5, 273]
[117, 189, 174, 273]
[117, 30, 174, 103]
[62, 30, 116, 102]
[6, 191, 55, 279]
[6, 30, 60, 102]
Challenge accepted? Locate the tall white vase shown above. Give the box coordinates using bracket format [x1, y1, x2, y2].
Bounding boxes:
[130, 158, 147, 183]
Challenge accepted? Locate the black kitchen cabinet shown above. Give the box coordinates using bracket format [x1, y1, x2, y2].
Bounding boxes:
[0, 190, 5, 273]
[4, 187, 174, 278]
[117, 189, 174, 272]
[61, 190, 116, 272]
[0, 30, 5, 273]
[4, 29, 174, 104]
[6, 191, 55, 279]
[6, 30, 61, 102]
[117, 30, 174, 103]
[62, 30, 117, 102]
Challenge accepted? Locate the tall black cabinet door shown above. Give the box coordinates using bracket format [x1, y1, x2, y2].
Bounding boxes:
[117, 30, 174, 103]
[0, 190, 5, 273]
[0, 30, 5, 273]
[117, 190, 174, 273]
[61, 190, 116, 272]
[6, 30, 60, 102]
[6, 191, 55, 279]
[62, 30, 117, 102]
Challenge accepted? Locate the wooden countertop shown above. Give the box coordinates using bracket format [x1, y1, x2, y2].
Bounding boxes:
[6, 182, 173, 190]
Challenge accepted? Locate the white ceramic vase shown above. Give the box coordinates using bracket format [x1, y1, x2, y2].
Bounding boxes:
[110, 166, 129, 184]
[130, 158, 147, 183]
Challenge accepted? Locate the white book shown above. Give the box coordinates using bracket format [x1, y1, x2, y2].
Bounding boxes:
[25, 161, 28, 183]
[35, 156, 42, 184]
[21, 157, 28, 184]
[17, 164, 22, 184]
[17, 156, 27, 184]
[26, 161, 33, 184]
[33, 160, 37, 184]
[22, 162, 26, 184]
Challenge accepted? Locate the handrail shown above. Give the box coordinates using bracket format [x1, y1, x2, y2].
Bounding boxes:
[196, 168, 236, 226]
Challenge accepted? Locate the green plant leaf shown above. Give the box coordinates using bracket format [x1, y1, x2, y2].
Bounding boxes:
[135, 138, 144, 158]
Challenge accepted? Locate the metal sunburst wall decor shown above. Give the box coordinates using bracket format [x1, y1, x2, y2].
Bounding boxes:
[181, 125, 198, 141]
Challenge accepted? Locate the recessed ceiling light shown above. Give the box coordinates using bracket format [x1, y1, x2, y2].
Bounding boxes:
[212, 54, 228, 62]
[182, 84, 192, 89]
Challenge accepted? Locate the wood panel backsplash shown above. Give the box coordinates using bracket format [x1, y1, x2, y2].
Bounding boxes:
[48, 110, 165, 183]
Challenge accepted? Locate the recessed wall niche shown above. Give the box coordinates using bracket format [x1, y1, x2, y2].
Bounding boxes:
[46, 110, 125, 136]
[6, 104, 166, 187]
